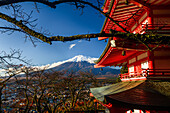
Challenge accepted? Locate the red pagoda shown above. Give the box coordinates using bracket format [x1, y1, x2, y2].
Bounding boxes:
[90, 0, 170, 113]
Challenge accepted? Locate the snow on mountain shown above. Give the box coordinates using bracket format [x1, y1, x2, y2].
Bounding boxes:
[68, 55, 98, 63]
[37, 55, 98, 70]
[0, 55, 120, 77]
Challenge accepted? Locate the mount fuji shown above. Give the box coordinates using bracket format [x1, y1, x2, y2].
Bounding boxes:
[37, 55, 120, 78]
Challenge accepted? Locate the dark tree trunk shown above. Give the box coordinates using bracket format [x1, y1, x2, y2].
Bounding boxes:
[0, 88, 3, 113]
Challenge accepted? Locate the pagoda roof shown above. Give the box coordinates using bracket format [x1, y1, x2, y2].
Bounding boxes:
[90, 81, 170, 111]
[95, 0, 170, 67]
[94, 37, 146, 68]
[90, 80, 144, 102]
[99, 0, 170, 40]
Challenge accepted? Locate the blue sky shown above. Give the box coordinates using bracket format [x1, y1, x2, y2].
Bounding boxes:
[0, 2, 107, 66]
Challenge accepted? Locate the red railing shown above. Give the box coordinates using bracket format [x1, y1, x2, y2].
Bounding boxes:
[119, 69, 170, 80]
[141, 24, 170, 34]
[143, 69, 170, 80]
[119, 72, 146, 79]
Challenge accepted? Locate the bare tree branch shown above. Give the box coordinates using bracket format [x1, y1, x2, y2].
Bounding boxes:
[0, 0, 56, 8]
[0, 12, 52, 44]
[0, 0, 168, 50]
[0, 49, 30, 70]
[0, 26, 28, 34]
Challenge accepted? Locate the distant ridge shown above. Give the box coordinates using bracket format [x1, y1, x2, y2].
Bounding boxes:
[0, 55, 120, 78]
[36, 55, 98, 69]
[40, 55, 120, 78]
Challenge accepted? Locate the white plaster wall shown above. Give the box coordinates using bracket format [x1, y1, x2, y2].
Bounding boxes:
[126, 109, 144, 113]
[141, 61, 149, 69]
[129, 66, 134, 73]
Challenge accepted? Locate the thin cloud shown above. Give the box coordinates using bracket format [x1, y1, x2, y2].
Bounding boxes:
[69, 44, 76, 49]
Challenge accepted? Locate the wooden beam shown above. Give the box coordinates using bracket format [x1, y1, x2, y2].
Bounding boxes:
[104, 54, 139, 67]
[103, 0, 111, 13]
[115, 4, 138, 11]
[114, 7, 140, 15]
[114, 16, 131, 21]
[129, 0, 151, 9]
[152, 0, 169, 5]
[151, 5, 170, 10]
[129, 11, 148, 32]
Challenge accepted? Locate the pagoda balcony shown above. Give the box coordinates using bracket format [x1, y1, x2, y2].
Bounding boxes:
[141, 24, 170, 35]
[119, 69, 170, 81]
[145, 69, 170, 80]
[119, 72, 147, 82]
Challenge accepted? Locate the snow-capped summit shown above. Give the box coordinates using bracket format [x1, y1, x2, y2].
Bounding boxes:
[38, 55, 98, 69]
[67, 55, 98, 63]
[0, 55, 120, 78]
[43, 55, 120, 78]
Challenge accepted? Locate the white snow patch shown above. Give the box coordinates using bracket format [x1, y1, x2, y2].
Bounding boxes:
[35, 55, 98, 69]
[0, 55, 98, 75]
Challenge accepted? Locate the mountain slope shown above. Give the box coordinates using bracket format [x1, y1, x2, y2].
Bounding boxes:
[0, 55, 120, 79]
[47, 55, 120, 78]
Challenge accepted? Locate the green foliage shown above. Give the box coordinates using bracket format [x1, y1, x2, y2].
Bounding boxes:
[115, 77, 121, 83]
[120, 65, 128, 74]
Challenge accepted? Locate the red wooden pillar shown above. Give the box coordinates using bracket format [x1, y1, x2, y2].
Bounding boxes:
[148, 51, 154, 69]
[147, 51, 155, 76]
[147, 6, 153, 25]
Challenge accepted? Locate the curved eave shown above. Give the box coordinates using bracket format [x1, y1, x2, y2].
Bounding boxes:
[100, 0, 115, 32]
[91, 81, 170, 111]
[95, 37, 112, 65]
[94, 37, 146, 68]
[95, 48, 142, 68]
[100, 0, 170, 37]
[99, 0, 117, 41]
[102, 0, 110, 9]
[105, 82, 170, 111]
[102, 0, 108, 7]
[100, 0, 148, 40]
[90, 81, 144, 102]
[96, 0, 170, 68]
